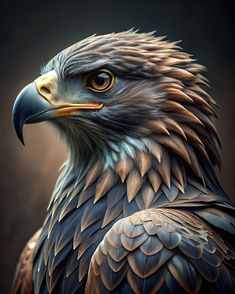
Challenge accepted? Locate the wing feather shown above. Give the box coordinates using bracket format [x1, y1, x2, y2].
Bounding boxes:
[12, 229, 41, 294]
[85, 208, 235, 293]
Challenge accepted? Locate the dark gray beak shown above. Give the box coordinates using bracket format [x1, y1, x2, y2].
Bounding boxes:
[13, 75, 103, 145]
[12, 82, 52, 145]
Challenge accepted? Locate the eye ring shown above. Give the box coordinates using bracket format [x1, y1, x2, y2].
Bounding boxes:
[84, 69, 115, 93]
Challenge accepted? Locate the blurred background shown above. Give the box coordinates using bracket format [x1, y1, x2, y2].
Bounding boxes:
[0, 0, 234, 292]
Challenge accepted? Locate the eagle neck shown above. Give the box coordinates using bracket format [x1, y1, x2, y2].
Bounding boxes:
[50, 134, 227, 214]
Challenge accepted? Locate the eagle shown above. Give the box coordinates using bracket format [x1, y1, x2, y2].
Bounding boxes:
[12, 30, 235, 294]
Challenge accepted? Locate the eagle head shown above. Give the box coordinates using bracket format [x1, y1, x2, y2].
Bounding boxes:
[13, 31, 220, 179]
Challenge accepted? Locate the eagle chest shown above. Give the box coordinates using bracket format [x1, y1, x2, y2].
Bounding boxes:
[32, 181, 136, 293]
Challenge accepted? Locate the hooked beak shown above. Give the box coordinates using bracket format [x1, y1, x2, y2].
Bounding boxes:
[12, 70, 103, 144]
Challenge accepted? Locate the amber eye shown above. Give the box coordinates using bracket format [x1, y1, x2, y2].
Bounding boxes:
[85, 69, 115, 92]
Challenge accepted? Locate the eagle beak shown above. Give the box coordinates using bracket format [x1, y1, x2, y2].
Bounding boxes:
[12, 71, 103, 145]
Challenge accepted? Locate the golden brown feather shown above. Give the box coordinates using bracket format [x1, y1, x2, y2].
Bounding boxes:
[11, 229, 41, 294]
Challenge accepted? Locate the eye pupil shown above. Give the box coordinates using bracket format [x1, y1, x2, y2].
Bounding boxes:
[95, 73, 108, 87]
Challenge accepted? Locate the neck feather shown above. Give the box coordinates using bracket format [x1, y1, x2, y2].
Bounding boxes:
[49, 133, 226, 215]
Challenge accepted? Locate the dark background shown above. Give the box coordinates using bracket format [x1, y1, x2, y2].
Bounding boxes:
[0, 0, 234, 292]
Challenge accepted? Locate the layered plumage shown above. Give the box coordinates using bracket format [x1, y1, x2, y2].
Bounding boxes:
[12, 31, 235, 294]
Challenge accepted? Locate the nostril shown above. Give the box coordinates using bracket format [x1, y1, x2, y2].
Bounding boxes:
[40, 86, 51, 95]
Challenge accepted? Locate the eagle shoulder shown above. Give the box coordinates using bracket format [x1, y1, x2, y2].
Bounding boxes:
[11, 229, 41, 294]
[85, 208, 235, 293]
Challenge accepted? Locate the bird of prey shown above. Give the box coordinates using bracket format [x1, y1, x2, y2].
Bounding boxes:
[12, 30, 235, 294]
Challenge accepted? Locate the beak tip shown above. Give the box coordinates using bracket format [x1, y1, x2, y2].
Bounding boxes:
[18, 133, 25, 146]
[12, 101, 25, 145]
[12, 82, 51, 145]
[12, 116, 25, 145]
[19, 139, 25, 146]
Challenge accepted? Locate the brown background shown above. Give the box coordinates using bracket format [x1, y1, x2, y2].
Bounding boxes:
[0, 0, 234, 292]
